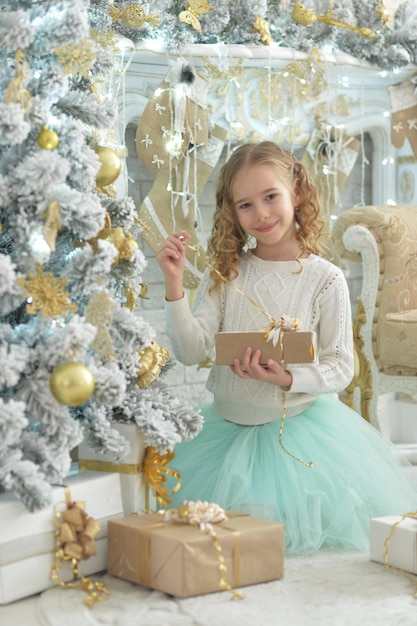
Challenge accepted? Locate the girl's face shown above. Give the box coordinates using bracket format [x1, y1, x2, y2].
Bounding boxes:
[231, 162, 299, 261]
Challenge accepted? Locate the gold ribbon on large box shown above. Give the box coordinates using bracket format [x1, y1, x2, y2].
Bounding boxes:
[50, 485, 109, 607]
[123, 504, 244, 598]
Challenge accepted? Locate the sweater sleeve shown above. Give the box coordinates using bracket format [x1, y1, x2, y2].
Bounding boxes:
[288, 267, 354, 395]
[165, 269, 223, 366]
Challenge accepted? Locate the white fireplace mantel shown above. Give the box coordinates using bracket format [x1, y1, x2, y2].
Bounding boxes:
[116, 42, 416, 205]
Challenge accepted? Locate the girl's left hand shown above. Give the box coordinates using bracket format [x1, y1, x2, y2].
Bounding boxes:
[230, 347, 293, 389]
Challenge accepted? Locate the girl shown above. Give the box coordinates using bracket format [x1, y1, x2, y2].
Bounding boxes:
[157, 141, 417, 554]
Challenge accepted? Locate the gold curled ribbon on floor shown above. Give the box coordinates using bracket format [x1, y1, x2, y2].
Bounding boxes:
[383, 511, 417, 597]
[51, 486, 109, 607]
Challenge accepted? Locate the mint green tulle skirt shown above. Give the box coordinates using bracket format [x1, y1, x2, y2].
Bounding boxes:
[167, 395, 417, 554]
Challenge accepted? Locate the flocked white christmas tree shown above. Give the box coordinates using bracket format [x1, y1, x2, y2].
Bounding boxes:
[0, 0, 203, 512]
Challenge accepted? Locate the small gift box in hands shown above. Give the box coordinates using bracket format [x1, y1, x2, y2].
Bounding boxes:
[215, 327, 317, 366]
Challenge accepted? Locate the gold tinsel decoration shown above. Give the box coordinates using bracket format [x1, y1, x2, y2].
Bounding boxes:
[137, 340, 170, 389]
[376, 0, 390, 24]
[292, 2, 375, 38]
[253, 16, 271, 45]
[109, 4, 160, 29]
[124, 283, 136, 311]
[55, 39, 97, 78]
[84, 290, 116, 362]
[4, 49, 31, 110]
[18, 264, 77, 319]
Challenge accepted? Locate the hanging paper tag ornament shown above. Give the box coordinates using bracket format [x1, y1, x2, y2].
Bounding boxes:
[179, 0, 214, 33]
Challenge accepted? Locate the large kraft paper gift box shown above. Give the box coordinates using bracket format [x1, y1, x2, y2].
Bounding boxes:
[107, 512, 284, 598]
[0, 471, 123, 604]
[370, 514, 417, 574]
[78, 422, 156, 516]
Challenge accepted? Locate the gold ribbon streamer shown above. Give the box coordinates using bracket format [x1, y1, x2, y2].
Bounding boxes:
[382, 511, 417, 596]
[142, 446, 181, 507]
[51, 486, 109, 607]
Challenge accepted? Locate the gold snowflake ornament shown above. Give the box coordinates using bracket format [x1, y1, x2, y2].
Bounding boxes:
[18, 264, 78, 319]
[54, 39, 97, 79]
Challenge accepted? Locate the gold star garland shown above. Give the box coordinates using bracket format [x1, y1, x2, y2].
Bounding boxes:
[84, 291, 116, 362]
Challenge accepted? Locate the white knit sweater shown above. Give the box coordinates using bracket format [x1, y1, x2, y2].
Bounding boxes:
[165, 252, 354, 425]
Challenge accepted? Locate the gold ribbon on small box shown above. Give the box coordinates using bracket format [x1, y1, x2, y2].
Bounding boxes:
[50, 486, 109, 607]
[161, 500, 244, 599]
[142, 446, 181, 509]
[79, 445, 182, 512]
[383, 510, 417, 597]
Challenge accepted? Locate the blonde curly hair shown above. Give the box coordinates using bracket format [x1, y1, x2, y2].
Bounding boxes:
[206, 141, 326, 292]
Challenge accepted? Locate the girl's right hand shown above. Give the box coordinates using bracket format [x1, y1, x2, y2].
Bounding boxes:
[157, 231, 190, 301]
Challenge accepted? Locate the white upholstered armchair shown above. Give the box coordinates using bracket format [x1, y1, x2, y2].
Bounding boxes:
[332, 205, 417, 442]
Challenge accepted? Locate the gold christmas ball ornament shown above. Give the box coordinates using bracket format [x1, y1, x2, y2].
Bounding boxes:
[119, 233, 139, 260]
[94, 146, 122, 188]
[37, 125, 59, 150]
[50, 361, 95, 407]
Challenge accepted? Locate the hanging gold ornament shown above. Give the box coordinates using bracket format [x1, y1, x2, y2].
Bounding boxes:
[54, 39, 97, 79]
[50, 362, 95, 407]
[124, 283, 136, 311]
[37, 125, 59, 150]
[292, 2, 375, 38]
[253, 16, 271, 45]
[18, 264, 77, 319]
[178, 0, 214, 33]
[137, 340, 170, 389]
[119, 232, 139, 260]
[83, 214, 136, 267]
[109, 4, 160, 29]
[94, 146, 121, 188]
[138, 282, 150, 300]
[40, 201, 62, 251]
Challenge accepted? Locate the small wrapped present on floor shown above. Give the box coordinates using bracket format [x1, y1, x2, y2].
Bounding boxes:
[370, 513, 417, 574]
[78, 422, 157, 516]
[0, 471, 123, 604]
[107, 502, 284, 598]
